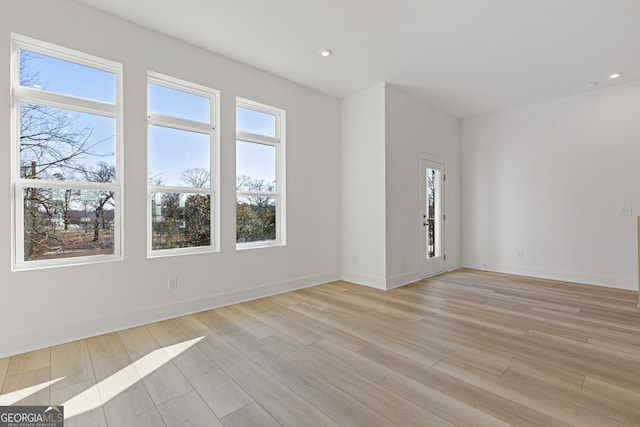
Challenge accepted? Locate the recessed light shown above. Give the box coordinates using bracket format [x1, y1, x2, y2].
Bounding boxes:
[320, 49, 333, 57]
[609, 72, 623, 79]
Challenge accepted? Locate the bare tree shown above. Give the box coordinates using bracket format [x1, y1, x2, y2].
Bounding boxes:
[19, 52, 110, 181]
[181, 168, 210, 188]
[84, 161, 115, 243]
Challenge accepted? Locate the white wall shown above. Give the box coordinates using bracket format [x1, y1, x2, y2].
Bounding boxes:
[0, 0, 341, 357]
[341, 83, 462, 289]
[340, 84, 387, 288]
[462, 81, 640, 290]
[385, 85, 462, 287]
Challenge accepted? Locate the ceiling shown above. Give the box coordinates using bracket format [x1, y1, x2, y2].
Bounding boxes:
[74, 0, 640, 118]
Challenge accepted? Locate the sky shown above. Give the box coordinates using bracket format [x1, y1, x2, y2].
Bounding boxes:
[21, 49, 277, 190]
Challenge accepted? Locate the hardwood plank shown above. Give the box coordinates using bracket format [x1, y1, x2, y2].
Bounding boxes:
[145, 318, 202, 347]
[1, 366, 51, 405]
[469, 327, 640, 392]
[302, 337, 507, 427]
[118, 326, 160, 360]
[357, 344, 564, 427]
[434, 358, 625, 427]
[54, 379, 107, 427]
[587, 335, 640, 355]
[50, 340, 94, 391]
[102, 385, 164, 427]
[220, 402, 280, 427]
[284, 290, 333, 310]
[502, 365, 640, 426]
[258, 299, 369, 352]
[145, 319, 221, 383]
[410, 320, 579, 382]
[267, 291, 305, 308]
[118, 325, 194, 405]
[235, 299, 322, 345]
[0, 357, 10, 393]
[582, 376, 640, 409]
[310, 286, 425, 321]
[525, 329, 640, 369]
[193, 309, 242, 336]
[218, 357, 339, 426]
[157, 390, 224, 427]
[216, 305, 277, 339]
[86, 333, 135, 383]
[223, 330, 395, 427]
[140, 362, 193, 406]
[296, 287, 372, 315]
[190, 368, 253, 418]
[287, 303, 444, 367]
[6, 347, 50, 376]
[169, 315, 209, 336]
[271, 337, 457, 427]
[195, 330, 338, 426]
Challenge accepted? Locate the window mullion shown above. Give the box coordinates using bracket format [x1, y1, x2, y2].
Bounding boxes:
[17, 179, 119, 190]
[237, 131, 278, 146]
[149, 185, 211, 194]
[237, 190, 277, 198]
[14, 86, 120, 117]
[148, 113, 213, 134]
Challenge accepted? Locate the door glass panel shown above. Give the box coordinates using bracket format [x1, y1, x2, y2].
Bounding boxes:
[426, 167, 441, 259]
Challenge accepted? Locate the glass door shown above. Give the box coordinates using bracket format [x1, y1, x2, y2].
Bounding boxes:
[421, 158, 445, 277]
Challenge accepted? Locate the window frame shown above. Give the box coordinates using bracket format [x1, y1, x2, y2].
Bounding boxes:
[11, 33, 124, 271]
[236, 97, 286, 249]
[146, 71, 220, 257]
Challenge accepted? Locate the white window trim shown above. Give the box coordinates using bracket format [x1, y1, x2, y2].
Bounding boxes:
[236, 97, 286, 250]
[11, 34, 124, 271]
[146, 71, 220, 258]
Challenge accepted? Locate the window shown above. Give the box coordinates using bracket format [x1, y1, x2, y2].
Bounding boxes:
[11, 34, 123, 270]
[236, 98, 286, 247]
[147, 72, 219, 256]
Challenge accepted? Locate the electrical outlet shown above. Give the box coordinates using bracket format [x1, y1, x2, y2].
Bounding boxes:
[168, 277, 178, 291]
[618, 206, 632, 216]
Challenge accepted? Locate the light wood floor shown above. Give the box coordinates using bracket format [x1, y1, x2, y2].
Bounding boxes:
[1, 269, 640, 426]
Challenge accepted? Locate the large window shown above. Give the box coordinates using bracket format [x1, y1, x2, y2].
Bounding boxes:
[236, 98, 285, 247]
[11, 34, 123, 270]
[147, 72, 219, 256]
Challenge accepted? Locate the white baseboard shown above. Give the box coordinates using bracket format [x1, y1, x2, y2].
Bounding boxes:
[343, 265, 465, 291]
[463, 261, 636, 291]
[0, 271, 340, 358]
[385, 271, 423, 289]
[340, 271, 387, 289]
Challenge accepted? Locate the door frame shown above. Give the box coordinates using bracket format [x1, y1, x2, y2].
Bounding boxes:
[420, 154, 446, 277]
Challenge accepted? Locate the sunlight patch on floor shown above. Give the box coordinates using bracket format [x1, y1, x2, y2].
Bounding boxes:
[0, 377, 65, 406]
[63, 336, 205, 419]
